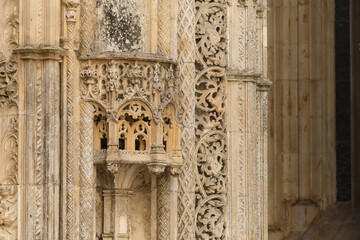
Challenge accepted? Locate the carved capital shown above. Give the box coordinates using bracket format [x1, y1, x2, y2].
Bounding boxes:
[147, 163, 166, 175]
[65, 9, 78, 22]
[257, 78, 272, 91]
[106, 163, 119, 174]
[14, 46, 65, 61]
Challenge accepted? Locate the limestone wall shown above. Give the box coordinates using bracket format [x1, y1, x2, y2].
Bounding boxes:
[267, 0, 337, 239]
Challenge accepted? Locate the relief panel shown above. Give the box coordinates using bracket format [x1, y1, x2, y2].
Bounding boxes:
[194, 0, 228, 239]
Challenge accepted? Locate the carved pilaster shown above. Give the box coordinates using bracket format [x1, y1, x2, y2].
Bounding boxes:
[157, 171, 171, 240]
[225, 71, 270, 240]
[194, 68, 227, 239]
[194, 0, 228, 238]
[257, 78, 271, 240]
[0, 104, 18, 240]
[0, 4, 19, 240]
[80, 0, 96, 53]
[177, 0, 196, 238]
[158, 0, 171, 55]
[62, 1, 80, 239]
[79, 101, 96, 240]
[15, 46, 64, 240]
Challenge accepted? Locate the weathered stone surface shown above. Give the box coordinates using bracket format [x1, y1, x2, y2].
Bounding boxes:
[95, 0, 144, 52]
[0, 0, 275, 239]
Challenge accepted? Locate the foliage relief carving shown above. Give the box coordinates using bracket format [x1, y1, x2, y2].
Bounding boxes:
[195, 0, 227, 238]
[195, 2, 227, 70]
[0, 55, 17, 107]
[0, 118, 18, 236]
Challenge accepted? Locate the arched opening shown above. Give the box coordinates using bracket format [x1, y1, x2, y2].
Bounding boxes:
[93, 107, 108, 151]
[162, 103, 180, 154]
[117, 101, 152, 152]
[135, 135, 146, 151]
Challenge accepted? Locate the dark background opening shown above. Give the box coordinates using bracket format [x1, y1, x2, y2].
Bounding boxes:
[335, 0, 351, 202]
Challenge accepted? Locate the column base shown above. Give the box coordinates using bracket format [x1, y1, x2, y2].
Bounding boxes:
[291, 201, 320, 232]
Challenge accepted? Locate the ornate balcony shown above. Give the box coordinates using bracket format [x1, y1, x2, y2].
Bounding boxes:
[80, 53, 182, 174]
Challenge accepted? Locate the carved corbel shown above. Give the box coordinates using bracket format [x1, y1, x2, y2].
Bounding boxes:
[80, 62, 97, 85]
[106, 162, 119, 174]
[148, 145, 169, 175]
[169, 167, 181, 177]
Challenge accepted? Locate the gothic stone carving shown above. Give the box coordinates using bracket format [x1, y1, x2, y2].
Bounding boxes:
[0, 118, 18, 239]
[0, 54, 17, 107]
[195, 0, 228, 238]
[177, 0, 197, 237]
[195, 68, 227, 239]
[80, 56, 182, 239]
[80, 59, 180, 115]
[195, 1, 227, 70]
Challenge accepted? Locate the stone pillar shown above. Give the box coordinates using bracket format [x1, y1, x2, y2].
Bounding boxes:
[169, 170, 180, 239]
[267, 0, 336, 238]
[16, 0, 63, 239]
[114, 190, 132, 240]
[16, 42, 63, 240]
[350, 0, 360, 209]
[102, 190, 113, 239]
[226, 1, 269, 239]
[157, 171, 170, 240]
[62, 1, 80, 240]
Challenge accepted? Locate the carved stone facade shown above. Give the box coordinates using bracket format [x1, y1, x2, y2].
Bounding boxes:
[0, 0, 272, 239]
